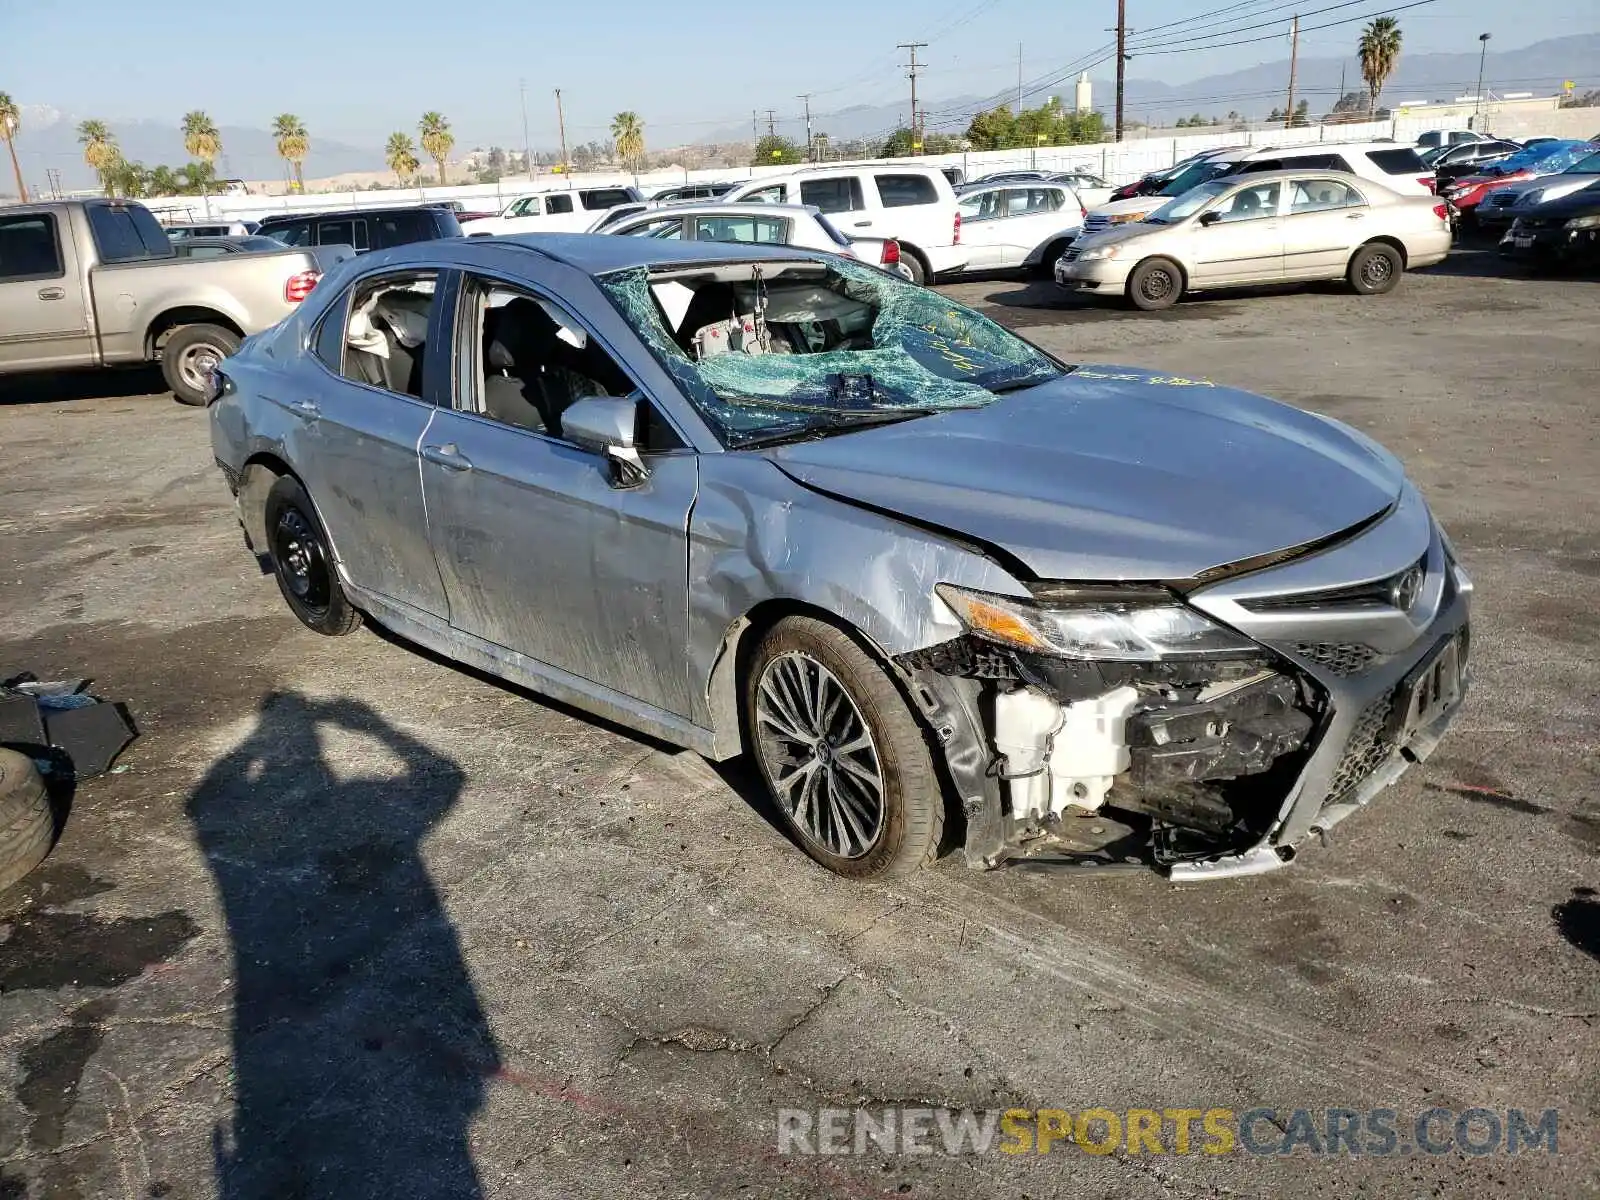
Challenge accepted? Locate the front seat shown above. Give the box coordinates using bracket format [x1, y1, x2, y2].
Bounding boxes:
[489, 298, 579, 435]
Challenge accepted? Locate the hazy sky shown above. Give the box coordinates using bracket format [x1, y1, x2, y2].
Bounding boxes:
[2, 0, 1589, 148]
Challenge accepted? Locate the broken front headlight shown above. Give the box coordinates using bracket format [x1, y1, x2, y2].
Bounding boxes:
[935, 584, 1257, 661]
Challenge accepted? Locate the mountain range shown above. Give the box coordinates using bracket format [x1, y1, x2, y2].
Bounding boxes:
[12, 33, 1596, 191]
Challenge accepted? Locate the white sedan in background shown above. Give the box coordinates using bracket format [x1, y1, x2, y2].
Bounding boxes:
[601, 203, 915, 280]
[953, 183, 1087, 275]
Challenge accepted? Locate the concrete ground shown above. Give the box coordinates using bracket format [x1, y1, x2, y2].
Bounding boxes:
[0, 249, 1596, 1199]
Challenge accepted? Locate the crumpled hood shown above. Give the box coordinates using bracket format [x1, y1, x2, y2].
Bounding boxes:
[765, 367, 1404, 582]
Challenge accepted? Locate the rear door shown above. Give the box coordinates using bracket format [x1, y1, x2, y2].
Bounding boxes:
[315, 216, 370, 253]
[418, 265, 700, 718]
[1281, 177, 1369, 278]
[1191, 179, 1285, 285]
[954, 189, 1007, 268]
[288, 268, 449, 617]
[0, 209, 93, 371]
[799, 174, 869, 232]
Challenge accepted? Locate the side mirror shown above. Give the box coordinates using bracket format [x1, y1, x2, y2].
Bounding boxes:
[561, 394, 650, 489]
[1198, 210, 1223, 227]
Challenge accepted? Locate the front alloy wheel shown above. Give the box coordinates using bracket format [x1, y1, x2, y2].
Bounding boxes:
[754, 652, 886, 859]
[744, 616, 944, 878]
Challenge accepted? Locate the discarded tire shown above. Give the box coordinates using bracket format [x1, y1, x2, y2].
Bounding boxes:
[0, 748, 54, 893]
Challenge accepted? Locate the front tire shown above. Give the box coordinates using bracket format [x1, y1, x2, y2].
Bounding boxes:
[743, 617, 943, 879]
[264, 475, 362, 636]
[1348, 242, 1403, 295]
[1127, 257, 1183, 310]
[161, 323, 240, 406]
[1034, 239, 1071, 279]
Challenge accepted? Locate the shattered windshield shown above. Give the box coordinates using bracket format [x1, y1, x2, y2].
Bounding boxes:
[598, 257, 1066, 447]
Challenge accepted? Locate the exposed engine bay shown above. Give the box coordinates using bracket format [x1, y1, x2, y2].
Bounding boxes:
[897, 634, 1323, 872]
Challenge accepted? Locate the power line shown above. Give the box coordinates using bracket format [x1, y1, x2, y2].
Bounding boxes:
[1133, 0, 1440, 56]
[1127, 0, 1394, 52]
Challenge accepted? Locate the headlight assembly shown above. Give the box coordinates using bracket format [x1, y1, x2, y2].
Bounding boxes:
[1109, 211, 1149, 225]
[1565, 214, 1600, 231]
[935, 584, 1257, 661]
[1074, 245, 1121, 261]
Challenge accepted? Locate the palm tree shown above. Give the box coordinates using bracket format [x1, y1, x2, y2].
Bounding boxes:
[418, 113, 453, 186]
[0, 92, 26, 201]
[182, 110, 222, 192]
[77, 119, 120, 196]
[148, 164, 181, 196]
[1358, 17, 1403, 117]
[272, 113, 309, 192]
[610, 111, 645, 174]
[386, 132, 420, 185]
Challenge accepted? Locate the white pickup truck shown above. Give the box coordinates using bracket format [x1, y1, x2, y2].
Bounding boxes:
[0, 199, 351, 404]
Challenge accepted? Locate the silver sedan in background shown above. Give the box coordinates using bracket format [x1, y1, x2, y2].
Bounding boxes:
[209, 235, 1470, 882]
[1058, 169, 1453, 310]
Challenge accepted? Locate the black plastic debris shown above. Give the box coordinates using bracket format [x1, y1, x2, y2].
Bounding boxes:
[0, 674, 138, 779]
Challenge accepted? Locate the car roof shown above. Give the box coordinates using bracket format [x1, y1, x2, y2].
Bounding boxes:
[615, 202, 823, 220]
[258, 206, 437, 223]
[487, 232, 817, 273]
[1241, 140, 1406, 157]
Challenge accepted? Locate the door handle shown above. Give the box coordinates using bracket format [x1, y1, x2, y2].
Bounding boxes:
[852, 220, 872, 227]
[37, 286, 65, 301]
[422, 443, 472, 471]
[1346, 212, 1366, 219]
[288, 399, 320, 420]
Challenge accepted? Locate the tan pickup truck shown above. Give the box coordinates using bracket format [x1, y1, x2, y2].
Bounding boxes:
[0, 198, 352, 404]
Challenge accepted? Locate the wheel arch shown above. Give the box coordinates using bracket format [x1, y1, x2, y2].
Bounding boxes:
[237, 450, 300, 554]
[896, 240, 934, 282]
[1131, 252, 1189, 289]
[1357, 235, 1408, 267]
[145, 307, 246, 359]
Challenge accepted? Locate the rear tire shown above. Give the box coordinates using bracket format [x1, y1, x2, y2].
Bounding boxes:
[900, 249, 929, 286]
[161, 323, 240, 406]
[1034, 239, 1071, 279]
[1127, 257, 1183, 311]
[0, 749, 53, 893]
[743, 617, 943, 879]
[264, 475, 362, 636]
[1348, 242, 1403, 295]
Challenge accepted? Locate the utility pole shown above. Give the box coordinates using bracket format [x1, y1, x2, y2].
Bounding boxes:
[1114, 0, 1127, 142]
[520, 79, 533, 179]
[898, 42, 928, 153]
[1017, 43, 1024, 114]
[752, 110, 759, 142]
[798, 94, 814, 161]
[1284, 16, 1300, 128]
[765, 109, 778, 138]
[554, 88, 569, 179]
[1473, 33, 1492, 130]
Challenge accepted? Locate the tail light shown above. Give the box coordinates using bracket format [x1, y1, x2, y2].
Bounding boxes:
[1432, 202, 1449, 222]
[284, 270, 320, 304]
[953, 210, 961, 245]
[880, 240, 900, 267]
[1419, 176, 1437, 194]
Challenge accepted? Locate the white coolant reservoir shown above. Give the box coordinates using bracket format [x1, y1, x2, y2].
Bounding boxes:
[993, 686, 1141, 819]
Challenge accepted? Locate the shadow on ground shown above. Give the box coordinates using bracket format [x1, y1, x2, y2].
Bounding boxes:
[188, 691, 498, 1199]
[0, 367, 169, 406]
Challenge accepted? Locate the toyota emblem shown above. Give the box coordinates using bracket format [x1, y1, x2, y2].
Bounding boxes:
[1391, 565, 1424, 613]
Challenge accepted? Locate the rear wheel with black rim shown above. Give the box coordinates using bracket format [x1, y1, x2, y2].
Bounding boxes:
[1127, 256, 1183, 311]
[744, 617, 943, 879]
[1347, 242, 1403, 295]
[264, 475, 361, 636]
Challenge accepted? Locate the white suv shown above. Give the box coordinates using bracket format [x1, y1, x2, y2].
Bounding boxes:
[459, 186, 643, 237]
[1230, 141, 1436, 196]
[723, 165, 966, 283]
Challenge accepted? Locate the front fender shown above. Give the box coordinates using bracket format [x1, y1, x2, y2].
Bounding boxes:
[688, 454, 1027, 756]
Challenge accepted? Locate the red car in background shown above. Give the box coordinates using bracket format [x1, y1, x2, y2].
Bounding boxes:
[1446, 140, 1596, 227]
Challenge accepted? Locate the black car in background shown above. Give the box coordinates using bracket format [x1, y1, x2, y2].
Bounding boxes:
[255, 205, 461, 254]
[1431, 139, 1522, 188]
[1500, 178, 1600, 270]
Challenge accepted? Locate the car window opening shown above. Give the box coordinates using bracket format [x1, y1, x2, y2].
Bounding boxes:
[599, 257, 1066, 447]
[344, 274, 436, 397]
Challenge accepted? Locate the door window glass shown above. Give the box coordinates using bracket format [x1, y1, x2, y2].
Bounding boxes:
[693, 215, 787, 244]
[266, 219, 314, 246]
[0, 214, 65, 279]
[799, 176, 864, 213]
[471, 278, 664, 444]
[619, 218, 685, 239]
[1211, 182, 1281, 223]
[545, 194, 573, 214]
[340, 271, 438, 398]
[580, 188, 634, 209]
[1289, 179, 1364, 212]
[742, 183, 787, 204]
[874, 173, 937, 208]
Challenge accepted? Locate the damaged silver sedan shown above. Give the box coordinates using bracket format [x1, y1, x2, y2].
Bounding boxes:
[208, 234, 1471, 880]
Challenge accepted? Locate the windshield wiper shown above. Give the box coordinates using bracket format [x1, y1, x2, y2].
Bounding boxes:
[735, 405, 973, 449]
